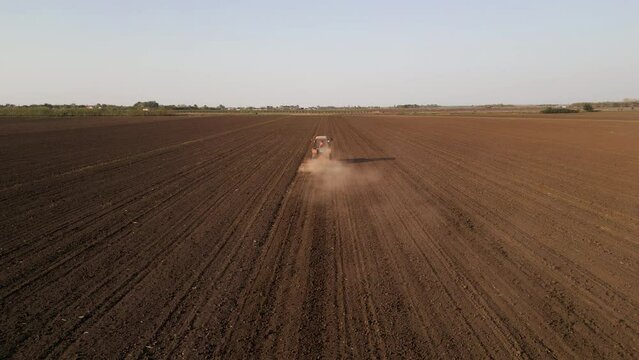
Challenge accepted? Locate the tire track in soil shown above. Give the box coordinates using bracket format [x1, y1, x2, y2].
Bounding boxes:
[139, 123, 318, 359]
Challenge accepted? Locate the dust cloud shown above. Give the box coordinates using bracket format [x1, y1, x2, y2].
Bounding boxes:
[298, 152, 380, 191]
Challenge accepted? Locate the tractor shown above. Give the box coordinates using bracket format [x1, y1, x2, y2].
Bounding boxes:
[311, 135, 333, 160]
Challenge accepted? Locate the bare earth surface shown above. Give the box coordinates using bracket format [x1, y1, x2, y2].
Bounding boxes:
[1, 113, 638, 359]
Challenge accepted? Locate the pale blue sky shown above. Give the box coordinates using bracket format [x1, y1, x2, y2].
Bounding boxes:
[1, 1, 637, 106]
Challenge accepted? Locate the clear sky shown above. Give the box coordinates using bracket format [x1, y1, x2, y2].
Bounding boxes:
[1, 0, 637, 106]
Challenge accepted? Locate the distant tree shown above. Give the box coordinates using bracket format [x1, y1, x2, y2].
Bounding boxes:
[541, 107, 579, 114]
[134, 101, 160, 108]
[583, 103, 595, 112]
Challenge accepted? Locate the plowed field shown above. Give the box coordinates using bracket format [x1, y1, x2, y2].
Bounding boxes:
[1, 113, 638, 358]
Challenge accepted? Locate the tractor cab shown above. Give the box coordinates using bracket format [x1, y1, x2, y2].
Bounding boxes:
[311, 135, 333, 159]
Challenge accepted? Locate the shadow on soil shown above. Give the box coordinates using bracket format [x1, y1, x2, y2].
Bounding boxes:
[339, 157, 396, 164]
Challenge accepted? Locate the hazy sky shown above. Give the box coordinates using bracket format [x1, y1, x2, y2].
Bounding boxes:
[1, 0, 637, 106]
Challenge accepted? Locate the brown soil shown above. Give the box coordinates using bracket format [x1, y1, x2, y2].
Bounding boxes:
[1, 113, 638, 359]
